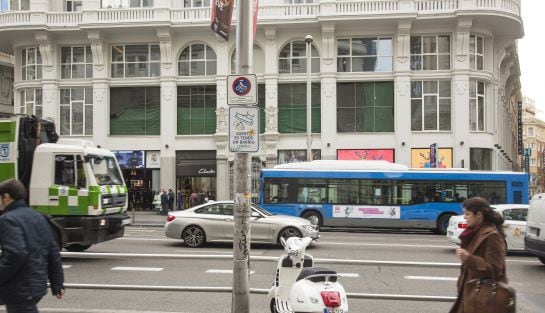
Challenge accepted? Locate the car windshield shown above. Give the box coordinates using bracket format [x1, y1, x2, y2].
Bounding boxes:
[89, 156, 124, 186]
[251, 203, 273, 216]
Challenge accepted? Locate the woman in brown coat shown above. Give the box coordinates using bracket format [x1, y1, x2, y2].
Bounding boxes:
[449, 197, 507, 313]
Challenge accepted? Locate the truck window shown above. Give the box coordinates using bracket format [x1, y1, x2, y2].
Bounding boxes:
[55, 155, 75, 186]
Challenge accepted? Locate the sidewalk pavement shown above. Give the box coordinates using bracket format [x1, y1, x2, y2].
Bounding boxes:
[126, 210, 167, 227]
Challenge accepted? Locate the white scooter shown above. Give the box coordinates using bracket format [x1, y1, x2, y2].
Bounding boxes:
[268, 236, 348, 313]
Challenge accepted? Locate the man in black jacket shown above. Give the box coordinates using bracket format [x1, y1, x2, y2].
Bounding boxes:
[0, 179, 65, 312]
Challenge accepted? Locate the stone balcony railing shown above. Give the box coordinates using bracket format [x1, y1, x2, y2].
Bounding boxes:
[0, 0, 521, 28]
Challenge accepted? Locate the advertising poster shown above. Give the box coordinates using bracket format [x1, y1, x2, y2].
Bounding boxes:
[337, 149, 394, 162]
[333, 205, 400, 219]
[114, 150, 144, 169]
[211, 0, 235, 40]
[411, 148, 453, 168]
[278, 149, 321, 164]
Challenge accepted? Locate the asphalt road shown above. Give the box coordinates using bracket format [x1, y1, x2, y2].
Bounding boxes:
[2, 227, 544, 313]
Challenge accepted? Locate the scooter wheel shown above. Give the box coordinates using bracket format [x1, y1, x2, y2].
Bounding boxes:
[269, 299, 277, 313]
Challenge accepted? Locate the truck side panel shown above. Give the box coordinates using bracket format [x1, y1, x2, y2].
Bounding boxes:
[0, 120, 17, 182]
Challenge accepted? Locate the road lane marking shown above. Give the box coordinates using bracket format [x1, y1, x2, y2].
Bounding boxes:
[117, 237, 178, 241]
[62, 265, 71, 269]
[176, 250, 232, 254]
[111, 267, 164, 272]
[23, 309, 191, 313]
[506, 259, 541, 263]
[404, 276, 457, 281]
[319, 242, 453, 249]
[206, 269, 255, 275]
[338, 273, 359, 278]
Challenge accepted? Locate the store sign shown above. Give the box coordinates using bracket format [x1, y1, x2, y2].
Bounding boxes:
[518, 101, 523, 155]
[146, 151, 161, 169]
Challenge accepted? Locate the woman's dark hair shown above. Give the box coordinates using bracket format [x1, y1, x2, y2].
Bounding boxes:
[0, 179, 27, 201]
[463, 197, 505, 238]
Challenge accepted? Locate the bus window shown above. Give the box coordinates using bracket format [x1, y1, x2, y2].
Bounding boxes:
[264, 178, 297, 203]
[297, 179, 327, 203]
[328, 179, 358, 204]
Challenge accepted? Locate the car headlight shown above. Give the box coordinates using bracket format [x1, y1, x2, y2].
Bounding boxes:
[304, 225, 317, 232]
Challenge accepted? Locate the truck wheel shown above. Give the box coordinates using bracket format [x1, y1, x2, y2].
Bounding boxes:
[64, 244, 92, 252]
[435, 214, 453, 235]
[539, 256, 545, 265]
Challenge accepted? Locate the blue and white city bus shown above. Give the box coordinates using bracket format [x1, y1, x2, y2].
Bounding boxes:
[259, 160, 529, 234]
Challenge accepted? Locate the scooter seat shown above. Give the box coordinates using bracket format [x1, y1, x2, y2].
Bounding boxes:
[296, 267, 337, 282]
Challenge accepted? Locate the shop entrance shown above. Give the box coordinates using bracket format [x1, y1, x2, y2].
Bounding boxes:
[122, 168, 155, 210]
[176, 176, 217, 209]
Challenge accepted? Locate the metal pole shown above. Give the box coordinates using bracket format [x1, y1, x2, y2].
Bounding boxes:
[232, 0, 253, 312]
[305, 35, 313, 161]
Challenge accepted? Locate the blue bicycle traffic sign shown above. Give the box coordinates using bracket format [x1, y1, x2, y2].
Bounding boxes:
[227, 74, 257, 105]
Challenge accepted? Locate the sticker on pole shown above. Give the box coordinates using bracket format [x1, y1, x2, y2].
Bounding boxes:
[227, 74, 257, 105]
[229, 105, 259, 152]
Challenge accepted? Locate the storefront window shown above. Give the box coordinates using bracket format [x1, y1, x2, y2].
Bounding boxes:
[470, 148, 492, 170]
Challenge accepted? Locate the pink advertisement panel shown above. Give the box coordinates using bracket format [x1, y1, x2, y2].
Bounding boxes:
[337, 149, 395, 162]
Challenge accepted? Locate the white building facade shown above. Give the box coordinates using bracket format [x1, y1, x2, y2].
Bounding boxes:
[0, 0, 524, 203]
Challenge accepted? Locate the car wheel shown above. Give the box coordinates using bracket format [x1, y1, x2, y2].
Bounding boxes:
[182, 225, 206, 247]
[538, 256, 545, 265]
[435, 214, 453, 235]
[278, 227, 303, 243]
[270, 299, 277, 313]
[64, 244, 92, 252]
[302, 210, 322, 231]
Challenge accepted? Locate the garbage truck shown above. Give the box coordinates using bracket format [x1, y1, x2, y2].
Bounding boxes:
[0, 114, 130, 251]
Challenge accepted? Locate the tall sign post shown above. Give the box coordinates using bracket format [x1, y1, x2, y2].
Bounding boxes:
[230, 1, 254, 312]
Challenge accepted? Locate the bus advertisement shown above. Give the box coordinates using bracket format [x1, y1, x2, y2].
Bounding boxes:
[259, 160, 529, 234]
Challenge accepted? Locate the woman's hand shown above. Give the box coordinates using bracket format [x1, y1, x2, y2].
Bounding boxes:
[455, 248, 470, 262]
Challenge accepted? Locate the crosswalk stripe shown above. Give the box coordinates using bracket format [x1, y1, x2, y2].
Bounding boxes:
[111, 267, 163, 272]
[206, 269, 255, 275]
[404, 276, 457, 281]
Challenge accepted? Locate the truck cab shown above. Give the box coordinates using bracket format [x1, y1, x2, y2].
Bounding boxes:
[1, 115, 129, 252]
[526, 193, 545, 264]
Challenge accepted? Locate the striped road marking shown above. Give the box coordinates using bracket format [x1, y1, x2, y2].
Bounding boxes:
[404, 276, 457, 281]
[18, 310, 191, 313]
[338, 273, 359, 278]
[111, 267, 164, 272]
[62, 265, 72, 269]
[320, 241, 453, 249]
[206, 269, 255, 275]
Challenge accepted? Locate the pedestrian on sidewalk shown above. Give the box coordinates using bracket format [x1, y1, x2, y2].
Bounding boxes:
[160, 189, 168, 215]
[167, 189, 175, 212]
[0, 179, 65, 313]
[177, 189, 184, 210]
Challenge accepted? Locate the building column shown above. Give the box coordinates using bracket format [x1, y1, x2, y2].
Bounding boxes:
[88, 30, 109, 147]
[36, 32, 57, 121]
[263, 27, 279, 168]
[394, 20, 412, 166]
[157, 29, 176, 191]
[215, 75, 229, 200]
[452, 18, 472, 168]
[320, 24, 336, 160]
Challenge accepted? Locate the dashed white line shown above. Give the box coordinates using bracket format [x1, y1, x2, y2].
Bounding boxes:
[338, 273, 359, 278]
[62, 265, 72, 269]
[319, 241, 453, 249]
[111, 267, 164, 272]
[206, 269, 255, 275]
[404, 276, 457, 281]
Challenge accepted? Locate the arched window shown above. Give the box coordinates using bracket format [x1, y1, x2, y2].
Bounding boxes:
[278, 40, 319, 74]
[230, 45, 265, 74]
[179, 44, 217, 76]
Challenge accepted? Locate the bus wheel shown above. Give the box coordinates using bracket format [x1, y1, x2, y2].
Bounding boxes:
[64, 244, 92, 252]
[302, 211, 322, 230]
[435, 214, 453, 235]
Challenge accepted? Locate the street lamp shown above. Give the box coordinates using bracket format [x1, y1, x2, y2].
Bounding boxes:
[305, 34, 313, 161]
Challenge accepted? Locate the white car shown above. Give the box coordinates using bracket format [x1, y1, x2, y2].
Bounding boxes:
[164, 200, 320, 247]
[446, 204, 529, 251]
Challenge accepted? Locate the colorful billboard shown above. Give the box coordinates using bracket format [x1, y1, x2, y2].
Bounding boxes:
[337, 149, 395, 162]
[411, 148, 453, 168]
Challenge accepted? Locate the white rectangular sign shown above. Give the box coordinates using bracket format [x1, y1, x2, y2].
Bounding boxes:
[145, 151, 161, 168]
[227, 74, 257, 105]
[332, 205, 400, 219]
[229, 105, 259, 152]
